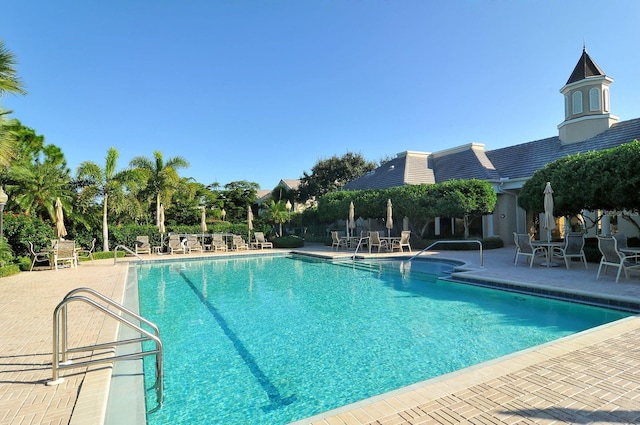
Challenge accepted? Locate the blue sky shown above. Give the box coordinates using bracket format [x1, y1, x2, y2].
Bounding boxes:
[2, 1, 639, 190]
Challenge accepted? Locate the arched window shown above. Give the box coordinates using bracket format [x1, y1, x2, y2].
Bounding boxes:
[572, 91, 583, 115]
[603, 88, 610, 112]
[564, 95, 570, 118]
[589, 88, 600, 111]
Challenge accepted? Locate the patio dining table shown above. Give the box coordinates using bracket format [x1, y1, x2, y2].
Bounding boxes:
[531, 240, 564, 268]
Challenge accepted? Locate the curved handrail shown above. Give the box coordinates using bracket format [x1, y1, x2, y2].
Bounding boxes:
[407, 239, 483, 267]
[114, 244, 143, 264]
[49, 290, 164, 407]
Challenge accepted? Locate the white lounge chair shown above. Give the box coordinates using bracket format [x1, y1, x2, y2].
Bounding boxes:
[369, 231, 388, 253]
[168, 234, 187, 254]
[253, 232, 273, 249]
[331, 231, 348, 250]
[135, 236, 151, 254]
[186, 235, 203, 253]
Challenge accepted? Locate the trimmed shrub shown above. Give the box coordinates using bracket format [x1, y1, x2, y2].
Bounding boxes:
[3, 213, 55, 257]
[273, 235, 304, 248]
[0, 264, 21, 277]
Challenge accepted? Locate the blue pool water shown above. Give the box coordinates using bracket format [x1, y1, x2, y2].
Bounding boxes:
[137, 255, 630, 424]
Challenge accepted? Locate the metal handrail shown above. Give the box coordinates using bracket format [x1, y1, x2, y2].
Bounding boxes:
[351, 237, 369, 260]
[48, 288, 164, 407]
[407, 239, 484, 267]
[114, 244, 143, 264]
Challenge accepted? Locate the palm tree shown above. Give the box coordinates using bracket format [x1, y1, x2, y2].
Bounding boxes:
[77, 147, 133, 251]
[129, 151, 189, 225]
[7, 160, 72, 221]
[0, 40, 27, 169]
[268, 200, 288, 237]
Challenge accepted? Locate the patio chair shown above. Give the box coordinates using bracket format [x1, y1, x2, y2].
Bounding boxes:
[369, 231, 388, 253]
[52, 239, 77, 270]
[135, 236, 151, 255]
[357, 231, 369, 251]
[168, 234, 187, 254]
[253, 232, 273, 249]
[552, 232, 587, 269]
[331, 231, 348, 250]
[29, 242, 50, 271]
[76, 238, 96, 262]
[211, 233, 228, 252]
[613, 233, 628, 250]
[232, 235, 249, 251]
[513, 232, 545, 268]
[186, 235, 203, 253]
[391, 231, 412, 252]
[596, 235, 640, 283]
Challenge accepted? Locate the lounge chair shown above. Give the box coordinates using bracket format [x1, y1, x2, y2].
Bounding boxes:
[253, 232, 273, 249]
[513, 233, 545, 268]
[168, 234, 187, 254]
[552, 232, 587, 269]
[211, 233, 228, 252]
[186, 235, 203, 253]
[29, 242, 50, 271]
[76, 238, 96, 261]
[331, 231, 348, 250]
[391, 231, 412, 252]
[135, 236, 151, 255]
[52, 240, 77, 270]
[232, 235, 249, 251]
[368, 231, 388, 253]
[596, 235, 640, 283]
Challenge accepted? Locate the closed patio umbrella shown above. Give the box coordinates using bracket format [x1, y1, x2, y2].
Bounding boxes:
[158, 204, 166, 248]
[200, 206, 207, 233]
[348, 202, 356, 237]
[543, 182, 555, 241]
[386, 199, 393, 237]
[247, 208, 254, 242]
[55, 197, 67, 239]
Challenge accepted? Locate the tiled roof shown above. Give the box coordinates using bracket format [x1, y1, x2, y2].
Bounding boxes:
[279, 179, 300, 190]
[344, 151, 432, 191]
[486, 117, 640, 179]
[432, 145, 501, 183]
[343, 117, 640, 191]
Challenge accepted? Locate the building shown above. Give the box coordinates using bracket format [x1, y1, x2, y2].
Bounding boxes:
[344, 48, 640, 242]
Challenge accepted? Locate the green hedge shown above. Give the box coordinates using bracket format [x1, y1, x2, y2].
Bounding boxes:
[273, 235, 304, 248]
[0, 264, 21, 278]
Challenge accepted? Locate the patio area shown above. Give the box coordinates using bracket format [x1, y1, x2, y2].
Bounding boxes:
[0, 244, 639, 424]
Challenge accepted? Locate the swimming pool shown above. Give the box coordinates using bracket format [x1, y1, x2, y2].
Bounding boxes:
[136, 255, 630, 424]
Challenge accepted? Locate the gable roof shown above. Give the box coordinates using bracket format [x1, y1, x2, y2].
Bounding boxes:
[431, 143, 501, 183]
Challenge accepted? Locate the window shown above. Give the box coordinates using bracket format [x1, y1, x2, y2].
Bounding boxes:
[572, 91, 583, 114]
[603, 88, 610, 112]
[564, 95, 569, 118]
[589, 87, 600, 111]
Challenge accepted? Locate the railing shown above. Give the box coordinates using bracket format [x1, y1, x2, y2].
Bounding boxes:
[48, 287, 164, 407]
[351, 237, 369, 260]
[407, 240, 484, 267]
[114, 244, 143, 264]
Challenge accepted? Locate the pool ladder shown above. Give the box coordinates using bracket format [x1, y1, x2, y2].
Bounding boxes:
[47, 287, 164, 407]
[407, 239, 484, 267]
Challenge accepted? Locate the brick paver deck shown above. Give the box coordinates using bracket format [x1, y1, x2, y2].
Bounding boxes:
[1, 246, 639, 425]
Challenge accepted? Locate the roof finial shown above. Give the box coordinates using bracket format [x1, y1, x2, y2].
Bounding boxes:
[583, 39, 586, 52]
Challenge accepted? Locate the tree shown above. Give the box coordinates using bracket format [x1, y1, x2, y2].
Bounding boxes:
[220, 180, 259, 222]
[0, 40, 27, 169]
[297, 152, 377, 201]
[5, 130, 72, 221]
[129, 151, 189, 225]
[267, 200, 288, 237]
[429, 179, 497, 238]
[76, 147, 135, 251]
